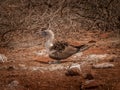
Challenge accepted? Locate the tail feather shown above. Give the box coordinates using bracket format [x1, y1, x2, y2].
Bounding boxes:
[73, 44, 86, 49]
[78, 44, 94, 52]
[71, 43, 95, 52]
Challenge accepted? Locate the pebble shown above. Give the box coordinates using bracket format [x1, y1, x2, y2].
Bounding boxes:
[81, 80, 103, 89]
[0, 54, 7, 62]
[109, 57, 120, 62]
[83, 73, 94, 80]
[66, 63, 81, 76]
[6, 80, 25, 90]
[8, 80, 19, 87]
[92, 62, 114, 69]
[7, 66, 16, 71]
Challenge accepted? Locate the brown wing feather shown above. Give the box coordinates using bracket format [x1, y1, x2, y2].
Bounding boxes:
[49, 41, 78, 60]
[50, 41, 68, 52]
[49, 41, 94, 60]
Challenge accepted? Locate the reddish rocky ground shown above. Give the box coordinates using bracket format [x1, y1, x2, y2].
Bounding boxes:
[0, 30, 120, 90]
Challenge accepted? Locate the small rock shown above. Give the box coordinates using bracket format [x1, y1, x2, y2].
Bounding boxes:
[72, 52, 83, 59]
[81, 80, 103, 89]
[88, 40, 96, 43]
[66, 63, 81, 76]
[18, 64, 27, 70]
[0, 54, 7, 62]
[7, 66, 16, 71]
[92, 62, 114, 69]
[8, 80, 19, 87]
[6, 80, 25, 90]
[109, 57, 120, 62]
[48, 64, 67, 71]
[29, 66, 40, 71]
[34, 49, 48, 57]
[0, 66, 7, 70]
[83, 73, 94, 80]
[88, 54, 108, 60]
[84, 54, 108, 64]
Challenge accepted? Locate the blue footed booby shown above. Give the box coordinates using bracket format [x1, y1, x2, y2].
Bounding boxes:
[40, 28, 95, 64]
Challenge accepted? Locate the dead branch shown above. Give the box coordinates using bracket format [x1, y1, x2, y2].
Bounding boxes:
[106, 0, 115, 9]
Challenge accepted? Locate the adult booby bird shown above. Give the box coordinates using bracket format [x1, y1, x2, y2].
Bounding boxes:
[40, 28, 94, 64]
